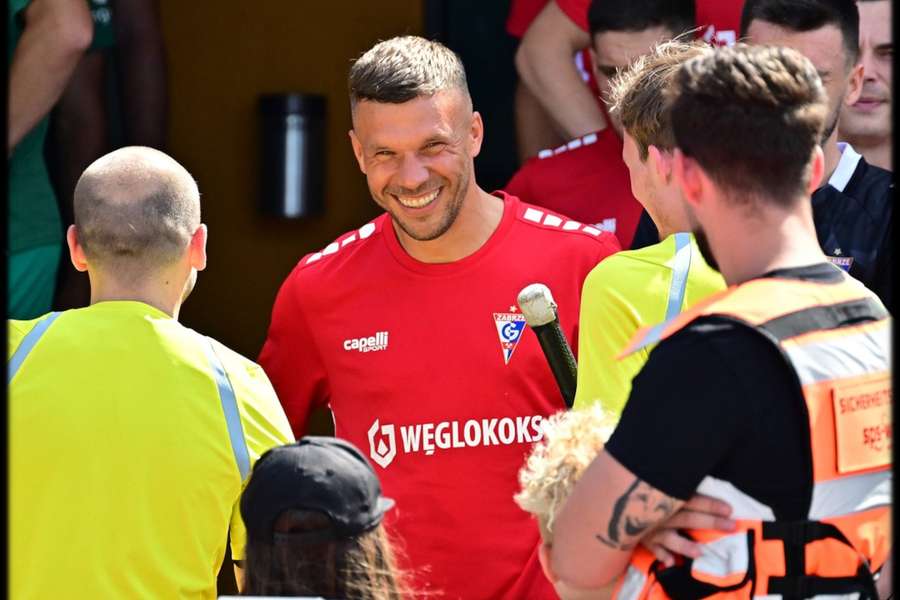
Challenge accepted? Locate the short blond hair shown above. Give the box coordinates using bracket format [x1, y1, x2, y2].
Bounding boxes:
[608, 38, 711, 160]
[514, 405, 618, 542]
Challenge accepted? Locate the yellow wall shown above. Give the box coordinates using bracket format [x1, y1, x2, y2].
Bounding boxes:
[160, 1, 423, 359]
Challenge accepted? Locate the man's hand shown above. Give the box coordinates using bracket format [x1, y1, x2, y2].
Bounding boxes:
[641, 494, 736, 567]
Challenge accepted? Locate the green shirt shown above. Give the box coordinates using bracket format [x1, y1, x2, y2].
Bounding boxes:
[8, 0, 63, 253]
[88, 0, 116, 50]
[574, 233, 726, 416]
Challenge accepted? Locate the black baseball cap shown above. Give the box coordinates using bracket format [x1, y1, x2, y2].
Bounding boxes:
[240, 436, 395, 543]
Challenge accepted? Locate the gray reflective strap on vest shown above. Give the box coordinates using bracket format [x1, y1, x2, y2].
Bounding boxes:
[664, 232, 693, 321]
[201, 336, 251, 481]
[8, 311, 62, 384]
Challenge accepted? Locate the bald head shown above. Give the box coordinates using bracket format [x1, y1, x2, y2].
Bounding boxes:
[74, 147, 200, 279]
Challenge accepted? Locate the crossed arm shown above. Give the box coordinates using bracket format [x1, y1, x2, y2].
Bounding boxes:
[515, 1, 607, 139]
[551, 450, 686, 589]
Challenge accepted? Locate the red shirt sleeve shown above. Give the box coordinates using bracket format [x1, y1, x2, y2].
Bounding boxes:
[258, 266, 330, 437]
[507, 0, 550, 38]
[554, 0, 590, 32]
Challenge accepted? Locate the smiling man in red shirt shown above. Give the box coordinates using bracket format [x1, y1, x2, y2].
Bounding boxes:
[259, 36, 618, 600]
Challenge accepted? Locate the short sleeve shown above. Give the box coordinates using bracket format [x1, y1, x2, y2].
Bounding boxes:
[506, 0, 549, 38]
[229, 493, 248, 560]
[225, 358, 295, 561]
[554, 0, 590, 32]
[258, 268, 331, 437]
[574, 259, 648, 416]
[604, 324, 750, 500]
[9, 0, 31, 20]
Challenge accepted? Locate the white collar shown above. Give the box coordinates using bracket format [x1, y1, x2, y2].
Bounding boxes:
[827, 142, 862, 192]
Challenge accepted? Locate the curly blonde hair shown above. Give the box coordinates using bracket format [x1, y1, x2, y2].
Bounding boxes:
[514, 404, 618, 542]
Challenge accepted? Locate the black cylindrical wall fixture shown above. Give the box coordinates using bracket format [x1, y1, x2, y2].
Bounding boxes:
[259, 93, 326, 218]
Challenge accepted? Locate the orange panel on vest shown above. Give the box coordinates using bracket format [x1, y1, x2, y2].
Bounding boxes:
[832, 373, 891, 474]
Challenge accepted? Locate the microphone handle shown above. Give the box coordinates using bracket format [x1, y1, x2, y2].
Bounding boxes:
[532, 321, 578, 408]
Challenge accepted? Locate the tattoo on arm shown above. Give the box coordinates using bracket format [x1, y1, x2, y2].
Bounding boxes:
[596, 478, 677, 550]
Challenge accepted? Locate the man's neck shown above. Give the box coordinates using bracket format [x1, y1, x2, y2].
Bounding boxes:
[395, 186, 504, 263]
[821, 130, 843, 186]
[848, 137, 891, 171]
[88, 275, 184, 319]
[654, 190, 691, 240]
[712, 206, 826, 287]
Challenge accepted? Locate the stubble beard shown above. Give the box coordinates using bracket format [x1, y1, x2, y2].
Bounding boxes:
[388, 169, 469, 242]
[821, 102, 842, 144]
[694, 225, 719, 273]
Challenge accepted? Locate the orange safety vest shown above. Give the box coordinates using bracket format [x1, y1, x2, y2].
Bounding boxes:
[614, 272, 891, 600]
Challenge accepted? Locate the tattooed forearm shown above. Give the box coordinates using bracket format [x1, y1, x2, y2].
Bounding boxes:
[596, 478, 677, 550]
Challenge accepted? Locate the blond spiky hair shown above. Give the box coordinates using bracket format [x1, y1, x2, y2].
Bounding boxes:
[514, 404, 618, 542]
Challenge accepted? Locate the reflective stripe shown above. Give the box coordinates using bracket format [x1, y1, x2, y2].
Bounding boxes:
[812, 595, 861, 600]
[693, 532, 749, 579]
[202, 337, 251, 481]
[8, 312, 62, 383]
[810, 470, 891, 520]
[617, 565, 648, 600]
[664, 232, 693, 321]
[785, 325, 890, 385]
[697, 476, 776, 520]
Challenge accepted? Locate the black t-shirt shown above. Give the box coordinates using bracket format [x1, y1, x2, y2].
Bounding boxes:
[605, 263, 845, 521]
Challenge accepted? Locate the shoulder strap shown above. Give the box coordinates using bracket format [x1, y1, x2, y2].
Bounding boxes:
[664, 232, 693, 321]
[8, 312, 62, 384]
[619, 273, 875, 358]
[201, 336, 251, 481]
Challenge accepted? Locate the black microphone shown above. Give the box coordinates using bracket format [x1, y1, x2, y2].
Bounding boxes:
[517, 283, 578, 408]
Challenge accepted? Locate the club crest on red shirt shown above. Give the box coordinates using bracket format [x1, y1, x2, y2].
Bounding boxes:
[493, 311, 527, 365]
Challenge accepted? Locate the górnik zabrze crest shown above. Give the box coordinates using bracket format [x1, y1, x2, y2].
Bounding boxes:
[493, 309, 527, 365]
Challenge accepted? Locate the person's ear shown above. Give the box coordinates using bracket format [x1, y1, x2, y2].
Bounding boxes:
[349, 129, 367, 174]
[647, 145, 672, 182]
[469, 110, 485, 158]
[844, 62, 864, 107]
[189, 224, 208, 272]
[672, 149, 704, 208]
[66, 225, 89, 272]
[806, 145, 825, 195]
[538, 542, 557, 584]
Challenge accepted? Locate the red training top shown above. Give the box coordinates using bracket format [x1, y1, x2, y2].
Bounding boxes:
[259, 192, 620, 600]
[504, 128, 642, 248]
[556, 0, 744, 45]
[506, 0, 549, 38]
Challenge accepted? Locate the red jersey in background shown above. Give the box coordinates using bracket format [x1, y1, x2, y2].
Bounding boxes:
[504, 128, 642, 248]
[507, 0, 601, 97]
[555, 0, 744, 42]
[259, 192, 619, 600]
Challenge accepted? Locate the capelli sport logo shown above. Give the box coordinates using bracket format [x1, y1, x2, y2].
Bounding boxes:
[367, 415, 547, 469]
[344, 331, 389, 353]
